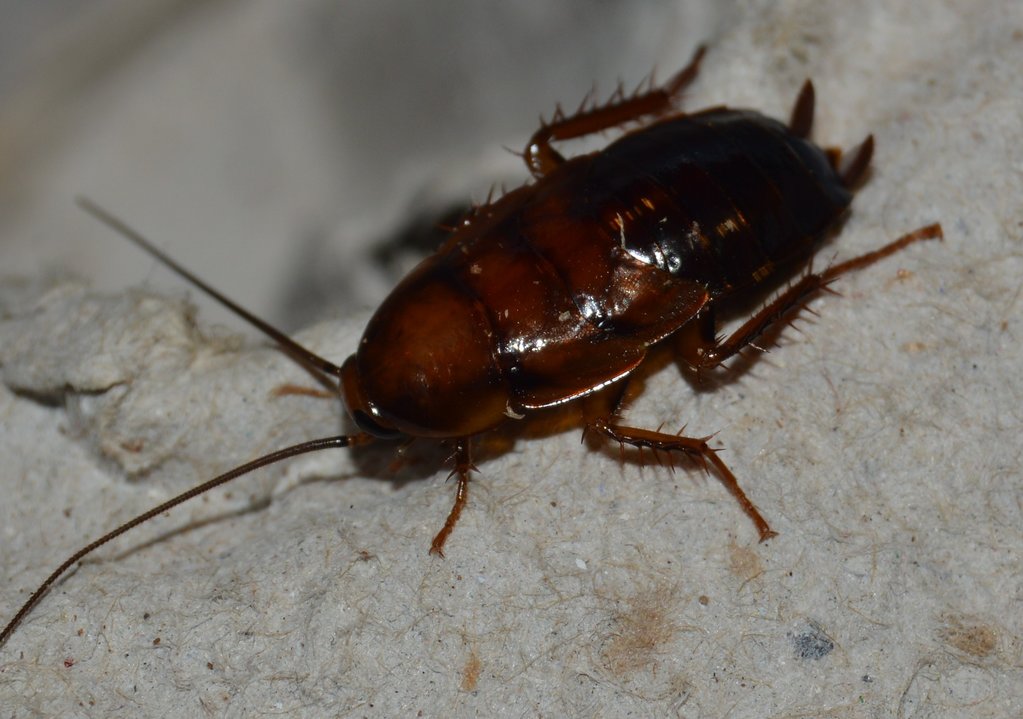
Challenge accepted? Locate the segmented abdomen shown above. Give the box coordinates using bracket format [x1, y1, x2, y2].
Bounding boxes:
[577, 108, 853, 295]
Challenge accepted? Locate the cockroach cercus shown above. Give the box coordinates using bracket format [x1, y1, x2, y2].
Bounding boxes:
[1, 46, 942, 647]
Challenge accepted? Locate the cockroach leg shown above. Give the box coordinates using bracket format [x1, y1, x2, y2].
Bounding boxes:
[589, 418, 777, 541]
[692, 224, 944, 370]
[429, 439, 475, 557]
[823, 223, 943, 276]
[270, 384, 337, 400]
[525, 45, 707, 177]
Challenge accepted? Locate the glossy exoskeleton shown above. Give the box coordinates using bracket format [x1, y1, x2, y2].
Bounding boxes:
[1, 46, 942, 646]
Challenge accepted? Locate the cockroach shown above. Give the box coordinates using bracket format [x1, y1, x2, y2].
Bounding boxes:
[1, 46, 942, 646]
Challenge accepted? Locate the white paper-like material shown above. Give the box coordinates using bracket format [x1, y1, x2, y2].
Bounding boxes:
[2, 1, 1021, 717]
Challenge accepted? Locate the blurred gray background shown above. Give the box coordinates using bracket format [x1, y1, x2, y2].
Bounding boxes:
[0, 0, 719, 330]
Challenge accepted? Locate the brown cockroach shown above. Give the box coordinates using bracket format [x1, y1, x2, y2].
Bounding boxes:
[1, 46, 942, 646]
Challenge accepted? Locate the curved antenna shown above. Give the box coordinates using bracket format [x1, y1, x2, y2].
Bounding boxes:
[76, 197, 345, 385]
[1, 432, 373, 647]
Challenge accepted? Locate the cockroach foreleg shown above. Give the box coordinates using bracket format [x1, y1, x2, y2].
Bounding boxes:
[429, 439, 475, 557]
[589, 418, 777, 541]
[688, 224, 944, 370]
[525, 45, 706, 177]
[270, 384, 337, 400]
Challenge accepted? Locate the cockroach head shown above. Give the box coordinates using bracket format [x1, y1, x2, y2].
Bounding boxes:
[340, 355, 403, 439]
[339, 257, 511, 439]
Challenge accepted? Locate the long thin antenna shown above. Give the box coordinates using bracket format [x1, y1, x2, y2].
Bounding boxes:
[76, 197, 345, 384]
[2, 201, 377, 647]
[1, 433, 373, 647]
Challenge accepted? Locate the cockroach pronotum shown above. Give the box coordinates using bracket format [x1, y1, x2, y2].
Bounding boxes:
[1, 46, 942, 646]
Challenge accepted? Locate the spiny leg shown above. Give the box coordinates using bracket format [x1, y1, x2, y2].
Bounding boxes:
[429, 438, 475, 557]
[684, 224, 944, 370]
[589, 418, 776, 541]
[525, 45, 706, 177]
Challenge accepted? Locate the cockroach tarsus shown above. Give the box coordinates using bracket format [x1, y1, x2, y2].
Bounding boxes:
[1, 46, 943, 647]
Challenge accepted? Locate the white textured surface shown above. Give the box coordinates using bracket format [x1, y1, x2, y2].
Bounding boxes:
[2, 1, 1023, 717]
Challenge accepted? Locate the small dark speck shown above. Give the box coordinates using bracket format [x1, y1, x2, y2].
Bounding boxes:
[862, 674, 873, 683]
[792, 622, 834, 660]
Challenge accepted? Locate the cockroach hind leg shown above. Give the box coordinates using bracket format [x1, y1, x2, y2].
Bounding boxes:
[590, 418, 776, 541]
[524, 44, 706, 177]
[661, 44, 707, 99]
[429, 438, 473, 557]
[692, 222, 942, 370]
[822, 223, 943, 280]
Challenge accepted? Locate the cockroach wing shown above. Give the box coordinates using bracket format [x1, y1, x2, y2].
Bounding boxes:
[510, 262, 709, 410]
